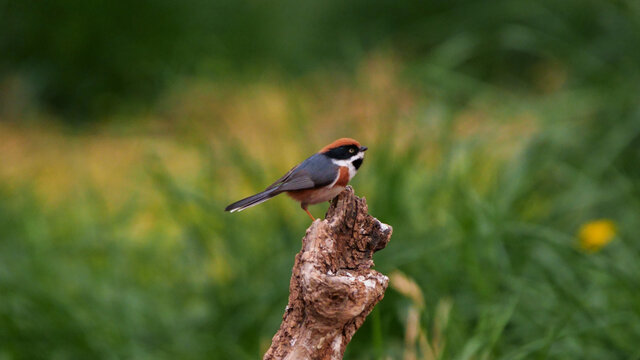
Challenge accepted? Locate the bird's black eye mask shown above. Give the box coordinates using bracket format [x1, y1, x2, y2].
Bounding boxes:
[324, 145, 360, 159]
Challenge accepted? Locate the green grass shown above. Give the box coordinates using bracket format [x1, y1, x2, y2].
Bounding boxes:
[1, 60, 640, 359]
[3, 1, 640, 357]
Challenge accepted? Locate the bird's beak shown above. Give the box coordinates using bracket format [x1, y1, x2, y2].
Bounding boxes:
[360, 146, 368, 152]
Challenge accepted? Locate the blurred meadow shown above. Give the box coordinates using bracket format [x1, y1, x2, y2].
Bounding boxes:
[2, 1, 640, 359]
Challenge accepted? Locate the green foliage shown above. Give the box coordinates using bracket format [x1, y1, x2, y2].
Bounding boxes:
[349, 116, 640, 359]
[2, 0, 640, 358]
[1, 107, 639, 358]
[2, 0, 640, 120]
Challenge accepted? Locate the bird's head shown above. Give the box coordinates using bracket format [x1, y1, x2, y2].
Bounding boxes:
[320, 138, 368, 173]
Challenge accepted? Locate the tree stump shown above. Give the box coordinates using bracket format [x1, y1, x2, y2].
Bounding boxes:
[264, 186, 393, 360]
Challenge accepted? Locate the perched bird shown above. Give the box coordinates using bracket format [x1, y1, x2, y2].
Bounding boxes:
[225, 138, 367, 220]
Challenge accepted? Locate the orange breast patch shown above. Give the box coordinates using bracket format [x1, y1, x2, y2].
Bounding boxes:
[335, 166, 350, 187]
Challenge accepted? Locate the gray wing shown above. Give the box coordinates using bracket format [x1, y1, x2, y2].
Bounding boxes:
[265, 154, 338, 192]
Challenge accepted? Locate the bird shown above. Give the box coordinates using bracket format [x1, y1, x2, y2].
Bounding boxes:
[225, 138, 367, 221]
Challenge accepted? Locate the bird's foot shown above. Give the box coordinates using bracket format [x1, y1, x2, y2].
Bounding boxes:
[304, 208, 316, 221]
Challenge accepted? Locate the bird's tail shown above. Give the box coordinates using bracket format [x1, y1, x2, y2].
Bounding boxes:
[224, 188, 281, 213]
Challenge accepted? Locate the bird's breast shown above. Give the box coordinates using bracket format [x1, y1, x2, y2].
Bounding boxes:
[286, 166, 351, 205]
[335, 166, 350, 187]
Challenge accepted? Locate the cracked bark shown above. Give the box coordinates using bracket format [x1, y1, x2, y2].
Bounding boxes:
[264, 186, 393, 360]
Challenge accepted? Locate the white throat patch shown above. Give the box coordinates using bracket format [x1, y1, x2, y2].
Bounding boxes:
[330, 152, 364, 180]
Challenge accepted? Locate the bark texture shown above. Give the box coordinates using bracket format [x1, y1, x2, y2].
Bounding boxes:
[264, 186, 392, 360]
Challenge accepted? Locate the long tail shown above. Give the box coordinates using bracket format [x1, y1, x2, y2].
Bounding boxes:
[224, 188, 281, 213]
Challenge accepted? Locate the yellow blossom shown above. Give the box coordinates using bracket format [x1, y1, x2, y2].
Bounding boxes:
[578, 219, 617, 253]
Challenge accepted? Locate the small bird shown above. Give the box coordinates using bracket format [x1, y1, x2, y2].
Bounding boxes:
[225, 138, 367, 220]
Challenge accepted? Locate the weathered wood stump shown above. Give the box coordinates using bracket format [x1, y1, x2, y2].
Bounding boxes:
[264, 186, 393, 360]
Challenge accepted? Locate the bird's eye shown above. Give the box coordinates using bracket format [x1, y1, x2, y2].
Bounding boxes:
[349, 148, 355, 154]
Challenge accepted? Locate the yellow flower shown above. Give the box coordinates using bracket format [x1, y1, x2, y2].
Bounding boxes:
[578, 219, 617, 253]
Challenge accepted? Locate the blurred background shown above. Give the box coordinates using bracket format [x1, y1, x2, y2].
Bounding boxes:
[1, 0, 640, 359]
